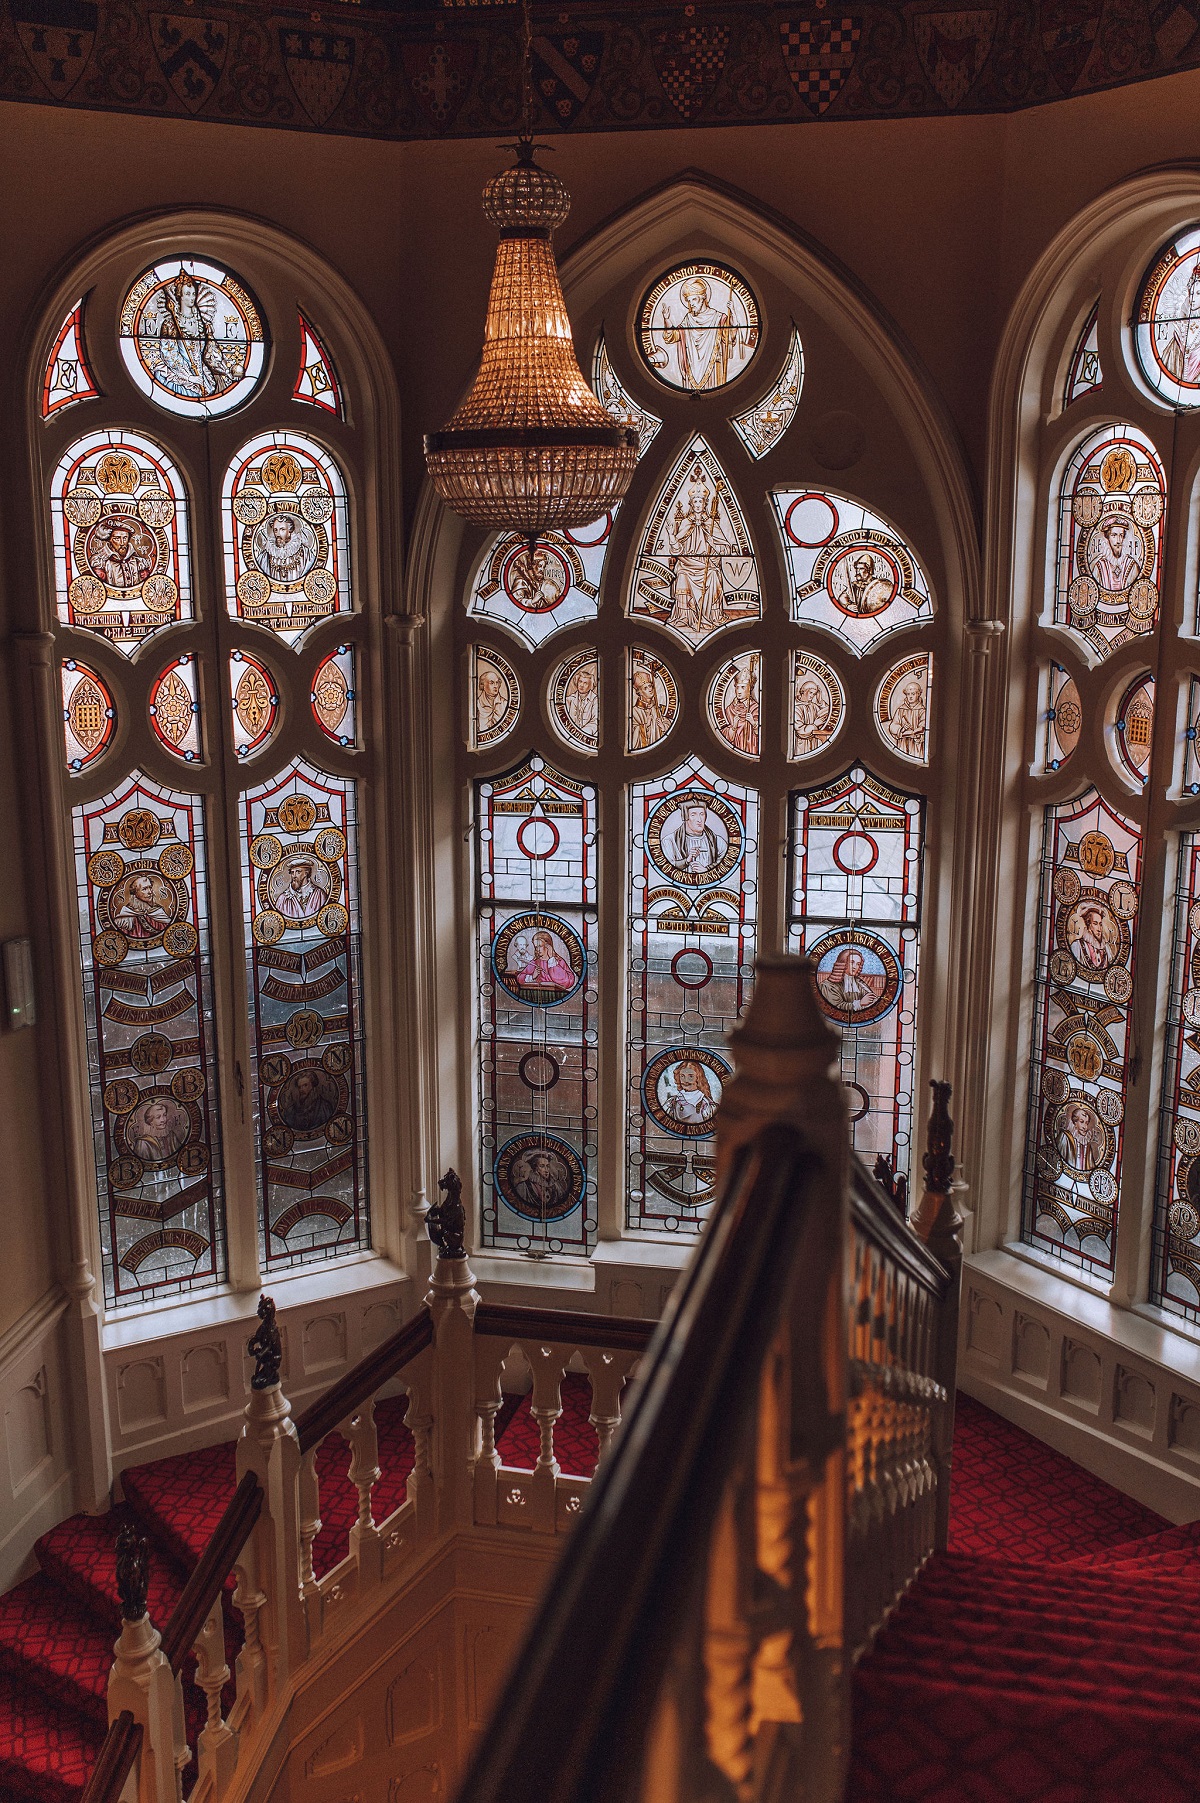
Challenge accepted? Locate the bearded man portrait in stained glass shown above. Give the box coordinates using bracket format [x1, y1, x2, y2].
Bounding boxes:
[252, 513, 319, 586]
[87, 518, 156, 590]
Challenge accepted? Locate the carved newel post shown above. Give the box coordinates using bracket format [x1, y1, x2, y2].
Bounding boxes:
[425, 1169, 480, 1533]
[235, 1295, 306, 1693]
[106, 1525, 182, 1803]
[908, 1081, 964, 1551]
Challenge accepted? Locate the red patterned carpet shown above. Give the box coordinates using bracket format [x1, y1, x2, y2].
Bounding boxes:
[0, 1386, 1193, 1802]
[846, 1393, 1200, 1803]
[0, 1380, 596, 1802]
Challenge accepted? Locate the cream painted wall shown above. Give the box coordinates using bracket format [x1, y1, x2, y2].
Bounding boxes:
[0, 69, 1193, 1341]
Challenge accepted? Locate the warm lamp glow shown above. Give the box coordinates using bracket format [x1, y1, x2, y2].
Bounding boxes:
[424, 142, 638, 540]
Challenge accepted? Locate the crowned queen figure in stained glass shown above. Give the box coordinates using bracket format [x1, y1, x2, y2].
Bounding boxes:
[1135, 228, 1200, 410]
[119, 259, 266, 419]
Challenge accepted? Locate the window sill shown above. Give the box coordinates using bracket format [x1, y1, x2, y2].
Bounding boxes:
[971, 1244, 1200, 1381]
[101, 1251, 410, 1354]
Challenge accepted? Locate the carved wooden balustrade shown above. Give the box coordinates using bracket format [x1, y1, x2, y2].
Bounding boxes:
[80, 956, 961, 1803]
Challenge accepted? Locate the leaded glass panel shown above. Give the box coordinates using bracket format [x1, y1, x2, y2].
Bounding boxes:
[223, 433, 351, 646]
[476, 757, 597, 1256]
[627, 647, 679, 754]
[240, 759, 369, 1270]
[51, 430, 192, 656]
[312, 646, 357, 747]
[592, 333, 661, 459]
[730, 326, 805, 460]
[637, 262, 760, 393]
[786, 767, 923, 1176]
[876, 653, 932, 764]
[1052, 424, 1164, 657]
[62, 661, 115, 772]
[1184, 678, 1200, 796]
[789, 650, 845, 760]
[467, 514, 614, 651]
[119, 259, 266, 418]
[771, 488, 934, 655]
[627, 759, 758, 1235]
[229, 651, 278, 760]
[1135, 228, 1200, 411]
[1112, 673, 1154, 786]
[294, 315, 342, 416]
[1064, 302, 1102, 407]
[149, 655, 202, 762]
[470, 645, 521, 750]
[707, 651, 761, 758]
[72, 772, 224, 1306]
[1154, 834, 1200, 1324]
[1043, 662, 1082, 771]
[43, 298, 99, 419]
[628, 437, 760, 650]
[548, 648, 600, 755]
[1022, 789, 1141, 1275]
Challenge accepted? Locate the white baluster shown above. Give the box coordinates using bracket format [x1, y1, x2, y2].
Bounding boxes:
[298, 1444, 323, 1632]
[231, 1541, 268, 1726]
[528, 1345, 566, 1533]
[346, 1401, 383, 1588]
[473, 1341, 507, 1525]
[194, 1594, 236, 1797]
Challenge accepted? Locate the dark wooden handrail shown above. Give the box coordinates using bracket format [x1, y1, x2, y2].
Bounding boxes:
[851, 1154, 951, 1296]
[453, 1121, 823, 1803]
[79, 1711, 142, 1803]
[160, 1471, 263, 1672]
[295, 1309, 434, 1453]
[474, 1301, 654, 1353]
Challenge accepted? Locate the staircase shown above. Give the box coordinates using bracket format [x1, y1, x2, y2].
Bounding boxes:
[0, 1381, 596, 1803]
[848, 1394, 1200, 1803]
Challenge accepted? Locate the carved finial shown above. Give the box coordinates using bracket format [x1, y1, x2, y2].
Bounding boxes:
[247, 1293, 283, 1391]
[922, 1081, 955, 1197]
[873, 1153, 909, 1219]
[115, 1521, 149, 1622]
[427, 1168, 467, 1260]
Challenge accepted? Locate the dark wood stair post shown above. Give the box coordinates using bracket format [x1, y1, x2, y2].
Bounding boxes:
[908, 1081, 964, 1551]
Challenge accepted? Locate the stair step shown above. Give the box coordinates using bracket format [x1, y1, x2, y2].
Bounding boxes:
[0, 1577, 109, 1728]
[35, 1507, 188, 1633]
[0, 1672, 106, 1803]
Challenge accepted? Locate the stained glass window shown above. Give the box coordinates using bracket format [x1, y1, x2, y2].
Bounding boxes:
[119, 259, 266, 418]
[240, 759, 369, 1270]
[312, 646, 357, 747]
[62, 661, 116, 772]
[1112, 673, 1154, 786]
[637, 262, 760, 392]
[51, 430, 192, 656]
[789, 650, 845, 760]
[229, 651, 278, 759]
[875, 653, 932, 765]
[731, 326, 805, 460]
[548, 649, 600, 755]
[42, 298, 99, 419]
[707, 651, 761, 758]
[627, 759, 758, 1234]
[1154, 834, 1200, 1324]
[1043, 662, 1082, 771]
[1183, 678, 1200, 796]
[627, 646, 679, 754]
[470, 645, 521, 750]
[467, 514, 614, 651]
[771, 489, 934, 654]
[294, 314, 342, 416]
[1022, 789, 1141, 1275]
[72, 773, 224, 1306]
[787, 768, 923, 1176]
[593, 333, 661, 459]
[1064, 302, 1102, 406]
[1135, 228, 1200, 410]
[223, 433, 350, 646]
[1052, 424, 1164, 657]
[149, 655, 202, 762]
[628, 437, 760, 650]
[475, 757, 597, 1256]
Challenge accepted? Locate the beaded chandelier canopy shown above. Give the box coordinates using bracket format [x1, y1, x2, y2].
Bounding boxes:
[424, 137, 638, 541]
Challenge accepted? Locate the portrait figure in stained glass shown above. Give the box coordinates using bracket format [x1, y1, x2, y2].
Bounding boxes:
[1056, 427, 1164, 655]
[1051, 1100, 1108, 1175]
[268, 853, 331, 923]
[829, 544, 897, 616]
[812, 930, 901, 1027]
[642, 1047, 730, 1138]
[472, 646, 520, 749]
[84, 515, 156, 589]
[877, 654, 931, 764]
[494, 1133, 584, 1222]
[774, 491, 932, 656]
[252, 512, 319, 586]
[790, 652, 844, 760]
[549, 650, 599, 752]
[1065, 897, 1120, 976]
[1136, 229, 1200, 408]
[647, 790, 741, 885]
[493, 911, 585, 1007]
[224, 435, 348, 645]
[708, 652, 760, 757]
[275, 1063, 341, 1135]
[124, 1094, 190, 1166]
[120, 259, 265, 417]
[110, 869, 175, 940]
[629, 438, 759, 650]
[628, 650, 677, 752]
[638, 262, 759, 393]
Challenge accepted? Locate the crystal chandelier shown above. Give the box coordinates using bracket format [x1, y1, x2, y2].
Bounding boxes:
[424, 11, 637, 542]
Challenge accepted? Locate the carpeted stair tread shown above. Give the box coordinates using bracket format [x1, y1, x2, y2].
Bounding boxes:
[493, 1373, 600, 1477]
[0, 1672, 106, 1803]
[0, 1576, 110, 1726]
[865, 1632, 1199, 1707]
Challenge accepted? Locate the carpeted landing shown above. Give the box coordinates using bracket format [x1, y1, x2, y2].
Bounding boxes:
[0, 1386, 1192, 1802]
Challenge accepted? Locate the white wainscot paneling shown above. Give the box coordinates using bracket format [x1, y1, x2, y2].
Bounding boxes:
[0, 1290, 74, 1588]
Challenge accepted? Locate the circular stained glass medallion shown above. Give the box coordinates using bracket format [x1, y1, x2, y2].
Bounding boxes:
[637, 261, 760, 394]
[119, 259, 266, 418]
[1135, 227, 1200, 409]
[1113, 672, 1154, 786]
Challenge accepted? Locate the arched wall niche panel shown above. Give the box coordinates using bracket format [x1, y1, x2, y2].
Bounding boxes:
[411, 172, 981, 1257]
